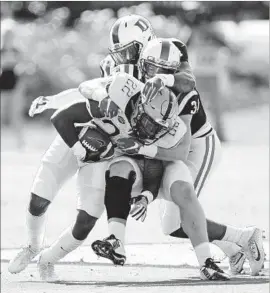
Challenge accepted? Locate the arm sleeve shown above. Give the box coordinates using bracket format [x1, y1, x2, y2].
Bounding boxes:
[50, 101, 93, 148]
[46, 88, 85, 110]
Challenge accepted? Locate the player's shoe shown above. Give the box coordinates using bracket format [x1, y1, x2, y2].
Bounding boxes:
[243, 227, 265, 276]
[200, 258, 230, 281]
[8, 246, 39, 274]
[91, 234, 126, 266]
[37, 255, 58, 282]
[229, 249, 246, 275]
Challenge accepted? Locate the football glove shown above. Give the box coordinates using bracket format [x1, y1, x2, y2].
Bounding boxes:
[28, 96, 50, 117]
[130, 195, 148, 222]
[142, 76, 165, 104]
[99, 96, 120, 118]
[130, 190, 154, 222]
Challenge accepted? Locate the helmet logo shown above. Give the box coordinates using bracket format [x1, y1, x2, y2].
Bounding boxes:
[134, 19, 149, 32]
[118, 116, 125, 124]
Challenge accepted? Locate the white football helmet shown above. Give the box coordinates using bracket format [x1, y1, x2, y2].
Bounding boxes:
[109, 14, 155, 65]
[140, 38, 181, 79]
[131, 86, 178, 143]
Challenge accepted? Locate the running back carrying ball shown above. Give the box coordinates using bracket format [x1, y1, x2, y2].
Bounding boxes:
[78, 126, 115, 162]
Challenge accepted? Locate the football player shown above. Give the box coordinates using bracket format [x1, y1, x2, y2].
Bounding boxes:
[91, 38, 265, 277]
[8, 93, 114, 281]
[89, 72, 230, 281]
[37, 73, 193, 280]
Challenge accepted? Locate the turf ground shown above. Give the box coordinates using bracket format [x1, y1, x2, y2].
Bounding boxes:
[1, 106, 269, 292]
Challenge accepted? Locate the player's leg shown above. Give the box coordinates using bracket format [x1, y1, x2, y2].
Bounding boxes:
[37, 161, 107, 281]
[8, 135, 78, 274]
[162, 132, 265, 275]
[91, 156, 140, 265]
[165, 133, 239, 251]
[161, 160, 229, 280]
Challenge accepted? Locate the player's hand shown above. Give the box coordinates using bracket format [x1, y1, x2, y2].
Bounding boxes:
[130, 195, 148, 222]
[116, 137, 142, 155]
[99, 96, 120, 118]
[28, 96, 50, 117]
[142, 76, 165, 104]
[71, 141, 87, 166]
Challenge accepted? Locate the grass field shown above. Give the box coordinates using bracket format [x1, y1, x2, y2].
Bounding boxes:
[1, 106, 269, 292]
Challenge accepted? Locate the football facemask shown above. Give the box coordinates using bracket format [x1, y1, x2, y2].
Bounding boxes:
[109, 42, 141, 65]
[132, 109, 167, 140]
[140, 59, 178, 80]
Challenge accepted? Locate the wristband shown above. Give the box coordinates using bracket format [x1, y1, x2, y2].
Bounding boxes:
[156, 74, 175, 87]
[138, 145, 158, 158]
[141, 190, 154, 204]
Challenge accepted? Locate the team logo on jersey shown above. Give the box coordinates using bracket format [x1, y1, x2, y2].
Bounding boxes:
[118, 116, 125, 124]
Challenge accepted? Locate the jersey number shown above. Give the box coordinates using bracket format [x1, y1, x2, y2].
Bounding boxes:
[121, 78, 138, 97]
[190, 100, 200, 114]
[135, 19, 149, 32]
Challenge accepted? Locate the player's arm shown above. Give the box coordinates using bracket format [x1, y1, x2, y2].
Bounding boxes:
[51, 101, 93, 148]
[28, 88, 86, 117]
[154, 126, 191, 161]
[173, 62, 196, 93]
[51, 100, 103, 162]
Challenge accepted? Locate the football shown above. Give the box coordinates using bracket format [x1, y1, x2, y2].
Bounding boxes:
[78, 126, 115, 162]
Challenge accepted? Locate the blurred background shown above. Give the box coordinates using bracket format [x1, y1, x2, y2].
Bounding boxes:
[1, 1, 269, 148]
[1, 1, 269, 250]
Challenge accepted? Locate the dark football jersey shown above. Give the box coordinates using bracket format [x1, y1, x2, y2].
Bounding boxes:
[174, 89, 211, 137]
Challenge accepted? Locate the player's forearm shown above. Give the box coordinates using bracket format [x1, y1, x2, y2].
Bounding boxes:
[51, 102, 91, 148]
[173, 62, 196, 93]
[155, 65, 195, 94]
[46, 88, 85, 109]
[155, 134, 190, 162]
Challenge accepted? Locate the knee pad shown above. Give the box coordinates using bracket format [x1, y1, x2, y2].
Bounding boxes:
[109, 161, 135, 179]
[72, 210, 98, 241]
[105, 170, 136, 221]
[28, 193, 51, 216]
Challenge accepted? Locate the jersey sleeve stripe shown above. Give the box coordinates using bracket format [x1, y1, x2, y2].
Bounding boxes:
[177, 90, 198, 115]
